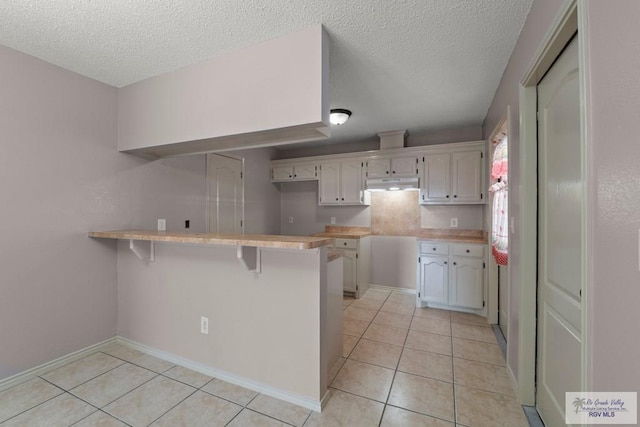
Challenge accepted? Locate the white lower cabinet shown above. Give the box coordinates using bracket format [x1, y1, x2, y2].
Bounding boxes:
[331, 237, 371, 298]
[417, 240, 486, 313]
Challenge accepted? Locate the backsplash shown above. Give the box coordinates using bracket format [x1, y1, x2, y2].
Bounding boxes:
[371, 191, 420, 235]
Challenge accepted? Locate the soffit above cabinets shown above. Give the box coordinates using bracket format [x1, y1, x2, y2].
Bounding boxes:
[118, 26, 329, 157]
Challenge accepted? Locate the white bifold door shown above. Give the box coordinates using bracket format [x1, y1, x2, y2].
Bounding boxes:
[536, 36, 584, 427]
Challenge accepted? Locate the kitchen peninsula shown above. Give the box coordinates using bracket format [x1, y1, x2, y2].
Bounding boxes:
[89, 230, 342, 411]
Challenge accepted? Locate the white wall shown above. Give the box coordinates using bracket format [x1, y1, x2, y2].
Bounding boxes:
[583, 0, 640, 394]
[279, 181, 371, 236]
[0, 44, 208, 381]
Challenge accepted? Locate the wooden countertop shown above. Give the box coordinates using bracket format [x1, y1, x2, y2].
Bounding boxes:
[312, 226, 372, 239]
[89, 230, 333, 250]
[312, 226, 486, 244]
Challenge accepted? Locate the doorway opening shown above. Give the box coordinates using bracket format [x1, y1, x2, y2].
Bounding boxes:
[207, 153, 245, 234]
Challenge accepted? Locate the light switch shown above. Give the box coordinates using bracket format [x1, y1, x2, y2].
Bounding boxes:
[288, 216, 294, 224]
[331, 217, 336, 225]
[450, 218, 458, 228]
[157, 219, 166, 231]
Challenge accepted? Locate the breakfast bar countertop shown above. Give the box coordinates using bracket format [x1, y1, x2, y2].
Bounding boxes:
[89, 229, 334, 250]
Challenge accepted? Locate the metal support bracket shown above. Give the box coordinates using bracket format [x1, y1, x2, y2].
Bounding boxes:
[237, 246, 261, 273]
[129, 239, 155, 262]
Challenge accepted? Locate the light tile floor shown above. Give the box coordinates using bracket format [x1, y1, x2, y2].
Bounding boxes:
[0, 289, 530, 427]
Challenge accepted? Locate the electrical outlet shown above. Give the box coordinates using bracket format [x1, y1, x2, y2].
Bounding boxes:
[330, 217, 336, 225]
[288, 216, 294, 224]
[200, 316, 209, 335]
[157, 219, 166, 231]
[450, 218, 458, 228]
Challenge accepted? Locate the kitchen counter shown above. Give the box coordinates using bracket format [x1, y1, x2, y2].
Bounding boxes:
[312, 226, 487, 244]
[90, 229, 340, 412]
[312, 226, 371, 239]
[416, 228, 488, 244]
[89, 229, 333, 250]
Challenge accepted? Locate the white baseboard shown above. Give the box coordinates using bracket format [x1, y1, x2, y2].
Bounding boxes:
[369, 284, 416, 294]
[116, 337, 323, 412]
[0, 337, 118, 392]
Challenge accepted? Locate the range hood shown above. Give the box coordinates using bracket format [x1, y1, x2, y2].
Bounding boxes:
[365, 177, 420, 191]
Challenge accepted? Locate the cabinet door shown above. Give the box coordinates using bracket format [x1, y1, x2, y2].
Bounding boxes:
[340, 160, 364, 204]
[293, 164, 317, 180]
[451, 150, 483, 203]
[366, 158, 390, 178]
[449, 258, 484, 309]
[272, 166, 293, 181]
[391, 157, 418, 177]
[419, 256, 449, 305]
[342, 250, 358, 293]
[319, 162, 340, 205]
[422, 153, 451, 203]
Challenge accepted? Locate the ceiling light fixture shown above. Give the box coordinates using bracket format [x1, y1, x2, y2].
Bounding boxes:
[330, 109, 352, 126]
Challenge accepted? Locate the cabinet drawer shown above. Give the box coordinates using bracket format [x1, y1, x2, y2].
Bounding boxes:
[419, 242, 449, 255]
[451, 244, 484, 258]
[334, 238, 358, 249]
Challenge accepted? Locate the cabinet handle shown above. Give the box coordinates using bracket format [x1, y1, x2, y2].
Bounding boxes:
[466, 249, 470, 253]
[336, 198, 339, 201]
[453, 195, 457, 198]
[444, 261, 448, 264]
[446, 195, 450, 198]
[386, 171, 389, 174]
[289, 175, 292, 178]
[344, 242, 347, 246]
[294, 174, 297, 178]
[341, 197, 344, 201]
[432, 248, 436, 251]
[453, 262, 457, 265]
[392, 171, 396, 174]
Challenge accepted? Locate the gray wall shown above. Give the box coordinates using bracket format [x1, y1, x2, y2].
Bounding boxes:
[482, 0, 564, 380]
[0, 44, 207, 381]
[279, 181, 371, 235]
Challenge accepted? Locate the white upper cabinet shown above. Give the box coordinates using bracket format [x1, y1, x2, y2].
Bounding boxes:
[451, 151, 483, 203]
[366, 156, 419, 178]
[318, 162, 340, 205]
[271, 163, 317, 182]
[421, 146, 484, 205]
[319, 160, 367, 205]
[366, 158, 391, 178]
[340, 160, 364, 204]
[422, 153, 451, 202]
[391, 156, 419, 177]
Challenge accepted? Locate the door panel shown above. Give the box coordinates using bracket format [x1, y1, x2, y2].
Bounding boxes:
[340, 160, 363, 204]
[319, 162, 340, 205]
[342, 250, 357, 293]
[536, 36, 582, 427]
[451, 150, 482, 202]
[208, 154, 243, 233]
[450, 258, 484, 309]
[367, 158, 390, 178]
[423, 153, 450, 202]
[420, 256, 448, 305]
[391, 157, 417, 177]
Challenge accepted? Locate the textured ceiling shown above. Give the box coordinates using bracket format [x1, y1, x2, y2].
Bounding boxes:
[0, 0, 533, 147]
